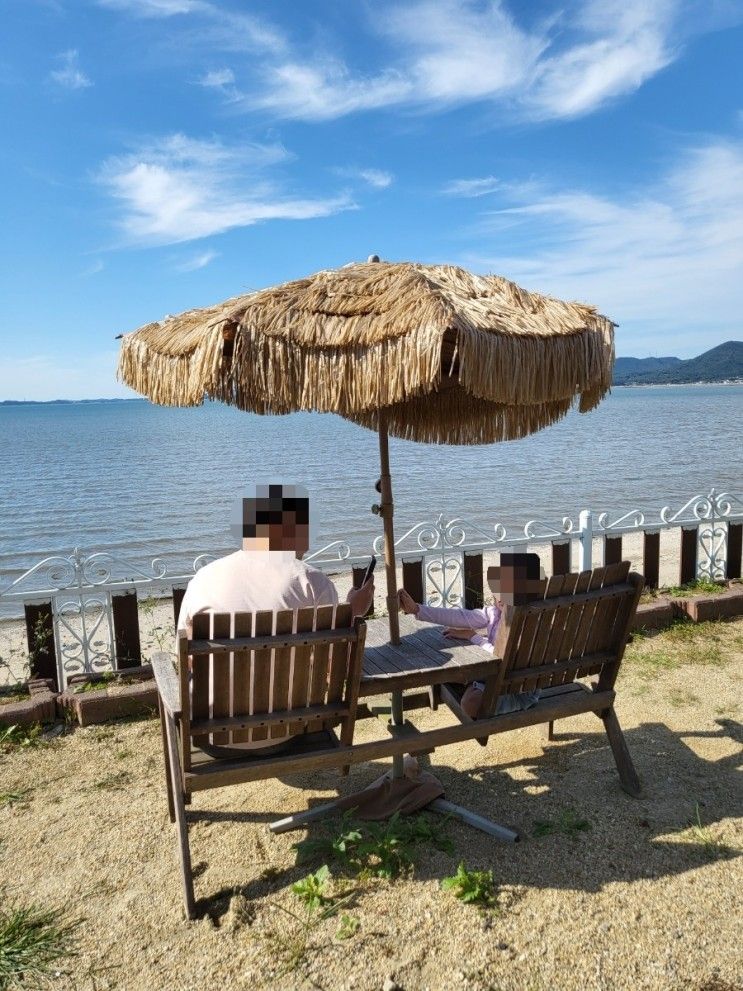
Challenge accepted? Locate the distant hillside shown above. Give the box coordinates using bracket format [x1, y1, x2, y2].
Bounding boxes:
[613, 341, 743, 385]
[613, 355, 682, 383]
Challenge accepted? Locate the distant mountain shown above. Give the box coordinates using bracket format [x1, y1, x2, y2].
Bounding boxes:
[613, 341, 743, 385]
[613, 355, 682, 383]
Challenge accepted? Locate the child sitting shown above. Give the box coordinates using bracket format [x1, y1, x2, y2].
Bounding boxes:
[397, 552, 545, 717]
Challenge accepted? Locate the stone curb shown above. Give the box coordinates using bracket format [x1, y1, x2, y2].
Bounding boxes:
[58, 665, 158, 727]
[0, 690, 58, 728]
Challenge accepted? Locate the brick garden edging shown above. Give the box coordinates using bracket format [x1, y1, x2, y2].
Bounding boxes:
[0, 678, 58, 728]
[3, 587, 742, 730]
[58, 666, 158, 727]
[632, 583, 743, 632]
[672, 584, 743, 622]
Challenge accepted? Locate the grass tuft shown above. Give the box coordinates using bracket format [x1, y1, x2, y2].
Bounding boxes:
[533, 809, 592, 838]
[0, 898, 80, 989]
[0, 789, 32, 809]
[0, 725, 46, 753]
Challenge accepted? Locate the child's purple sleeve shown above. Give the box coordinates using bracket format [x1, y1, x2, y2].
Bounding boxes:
[416, 604, 490, 629]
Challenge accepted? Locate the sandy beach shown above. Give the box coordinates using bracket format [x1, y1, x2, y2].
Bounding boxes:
[0, 531, 698, 688]
[1, 617, 741, 991]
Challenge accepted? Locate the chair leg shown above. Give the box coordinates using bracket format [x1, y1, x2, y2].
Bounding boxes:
[601, 707, 642, 797]
[543, 720, 555, 743]
[158, 699, 175, 824]
[163, 711, 197, 919]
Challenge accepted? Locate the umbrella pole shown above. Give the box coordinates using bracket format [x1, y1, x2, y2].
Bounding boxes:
[378, 412, 400, 644]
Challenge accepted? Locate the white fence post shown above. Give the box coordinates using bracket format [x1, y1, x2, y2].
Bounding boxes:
[578, 510, 593, 572]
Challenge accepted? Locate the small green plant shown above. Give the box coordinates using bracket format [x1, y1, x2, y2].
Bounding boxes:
[0, 693, 27, 706]
[336, 914, 360, 940]
[0, 898, 80, 989]
[0, 724, 45, 753]
[533, 809, 592, 838]
[683, 803, 736, 860]
[0, 788, 32, 809]
[293, 811, 453, 880]
[441, 862, 498, 908]
[91, 770, 133, 791]
[665, 579, 724, 597]
[266, 868, 355, 977]
[139, 595, 172, 656]
[291, 865, 333, 912]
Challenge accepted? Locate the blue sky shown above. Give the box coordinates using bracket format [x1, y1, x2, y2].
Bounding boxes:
[1, 0, 742, 400]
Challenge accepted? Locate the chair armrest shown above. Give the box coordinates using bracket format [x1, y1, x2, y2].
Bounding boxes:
[151, 651, 181, 717]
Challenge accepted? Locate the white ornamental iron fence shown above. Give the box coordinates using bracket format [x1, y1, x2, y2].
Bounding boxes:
[0, 488, 740, 689]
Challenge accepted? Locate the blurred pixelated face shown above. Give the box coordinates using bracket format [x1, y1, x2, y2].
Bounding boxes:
[487, 553, 544, 605]
[236, 484, 311, 556]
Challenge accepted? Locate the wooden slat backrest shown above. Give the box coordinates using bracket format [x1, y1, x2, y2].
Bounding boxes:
[496, 563, 638, 699]
[190, 613, 211, 747]
[182, 605, 361, 748]
[305, 604, 336, 733]
[250, 611, 274, 743]
[231, 612, 252, 744]
[210, 613, 231, 745]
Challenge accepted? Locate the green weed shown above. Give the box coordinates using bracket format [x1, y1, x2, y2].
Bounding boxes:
[0, 789, 31, 809]
[533, 809, 592, 838]
[335, 914, 360, 940]
[265, 868, 356, 977]
[0, 898, 80, 989]
[441, 862, 498, 908]
[90, 770, 132, 792]
[682, 804, 737, 860]
[293, 811, 453, 880]
[291, 865, 334, 912]
[665, 579, 724, 597]
[0, 724, 46, 753]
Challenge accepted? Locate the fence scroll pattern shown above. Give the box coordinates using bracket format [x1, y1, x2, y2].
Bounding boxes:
[0, 488, 741, 686]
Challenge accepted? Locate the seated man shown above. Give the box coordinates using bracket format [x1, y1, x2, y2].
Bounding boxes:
[178, 483, 374, 752]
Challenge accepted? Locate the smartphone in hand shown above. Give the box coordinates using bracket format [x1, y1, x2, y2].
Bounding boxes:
[362, 554, 377, 585]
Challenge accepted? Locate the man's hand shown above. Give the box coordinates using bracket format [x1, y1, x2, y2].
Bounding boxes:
[347, 578, 375, 618]
[397, 589, 420, 615]
[442, 627, 474, 640]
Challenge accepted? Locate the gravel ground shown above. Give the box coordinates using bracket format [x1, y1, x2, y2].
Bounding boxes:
[1, 619, 742, 991]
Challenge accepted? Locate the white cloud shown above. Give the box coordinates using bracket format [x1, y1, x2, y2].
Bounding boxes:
[443, 176, 500, 197]
[97, 133, 354, 246]
[81, 259, 105, 277]
[335, 167, 394, 189]
[198, 67, 234, 88]
[97, 0, 286, 54]
[525, 0, 678, 119]
[224, 0, 739, 124]
[174, 248, 218, 272]
[251, 61, 411, 120]
[49, 49, 92, 90]
[463, 139, 743, 354]
[97, 0, 206, 17]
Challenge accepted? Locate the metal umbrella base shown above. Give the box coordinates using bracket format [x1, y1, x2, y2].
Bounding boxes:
[269, 691, 519, 843]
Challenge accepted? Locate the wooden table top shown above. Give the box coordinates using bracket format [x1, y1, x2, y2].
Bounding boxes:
[359, 613, 501, 697]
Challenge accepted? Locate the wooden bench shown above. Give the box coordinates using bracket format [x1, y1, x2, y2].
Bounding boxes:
[152, 603, 366, 919]
[439, 561, 644, 795]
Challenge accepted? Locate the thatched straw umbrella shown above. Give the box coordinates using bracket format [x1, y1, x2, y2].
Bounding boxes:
[117, 259, 615, 643]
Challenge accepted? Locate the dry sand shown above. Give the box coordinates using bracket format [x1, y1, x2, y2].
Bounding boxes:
[0, 531, 691, 687]
[1, 618, 742, 991]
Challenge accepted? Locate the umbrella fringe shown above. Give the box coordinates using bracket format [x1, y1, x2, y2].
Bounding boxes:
[116, 261, 616, 443]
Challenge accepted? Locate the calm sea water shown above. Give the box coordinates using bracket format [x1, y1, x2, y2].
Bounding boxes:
[1, 386, 741, 617]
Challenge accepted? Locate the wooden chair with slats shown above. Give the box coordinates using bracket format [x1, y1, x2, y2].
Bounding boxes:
[151, 603, 366, 919]
[440, 562, 644, 795]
